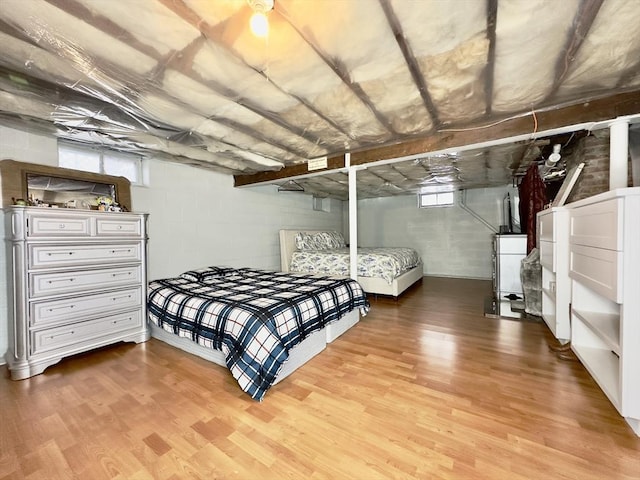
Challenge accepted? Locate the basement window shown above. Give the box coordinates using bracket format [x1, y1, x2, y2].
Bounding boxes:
[58, 142, 145, 186]
[418, 191, 454, 208]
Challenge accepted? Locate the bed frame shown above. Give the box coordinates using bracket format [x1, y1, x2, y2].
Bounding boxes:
[149, 308, 360, 385]
[279, 229, 423, 298]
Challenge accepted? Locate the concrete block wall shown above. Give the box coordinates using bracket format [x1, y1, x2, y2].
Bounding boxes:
[133, 161, 343, 281]
[356, 186, 517, 279]
[0, 126, 60, 365]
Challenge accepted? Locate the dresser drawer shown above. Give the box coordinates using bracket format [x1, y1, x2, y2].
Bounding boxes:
[539, 240, 555, 271]
[569, 244, 622, 303]
[30, 265, 142, 298]
[28, 213, 91, 237]
[30, 286, 143, 328]
[570, 198, 622, 250]
[30, 309, 143, 356]
[538, 211, 554, 242]
[96, 216, 142, 237]
[29, 243, 142, 269]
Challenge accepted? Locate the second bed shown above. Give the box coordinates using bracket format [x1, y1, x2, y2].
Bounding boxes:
[280, 229, 423, 298]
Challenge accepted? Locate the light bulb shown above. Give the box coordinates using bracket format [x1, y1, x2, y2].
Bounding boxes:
[250, 11, 269, 37]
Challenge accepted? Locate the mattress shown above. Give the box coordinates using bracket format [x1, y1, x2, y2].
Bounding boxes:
[147, 267, 369, 400]
[290, 247, 422, 284]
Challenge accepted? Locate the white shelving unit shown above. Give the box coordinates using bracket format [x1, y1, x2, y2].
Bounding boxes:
[537, 207, 571, 341]
[567, 187, 640, 436]
[492, 234, 527, 318]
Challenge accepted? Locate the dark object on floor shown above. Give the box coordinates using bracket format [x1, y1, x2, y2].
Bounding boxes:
[549, 341, 572, 353]
[557, 350, 578, 361]
[504, 293, 521, 300]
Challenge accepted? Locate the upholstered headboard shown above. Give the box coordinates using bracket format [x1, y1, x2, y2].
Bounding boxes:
[279, 229, 328, 272]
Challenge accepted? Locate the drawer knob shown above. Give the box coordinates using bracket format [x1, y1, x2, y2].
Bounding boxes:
[59, 224, 65, 229]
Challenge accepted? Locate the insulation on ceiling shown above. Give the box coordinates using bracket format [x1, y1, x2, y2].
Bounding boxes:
[0, 0, 638, 193]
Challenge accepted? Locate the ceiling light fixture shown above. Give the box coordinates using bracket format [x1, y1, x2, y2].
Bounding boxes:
[247, 0, 274, 38]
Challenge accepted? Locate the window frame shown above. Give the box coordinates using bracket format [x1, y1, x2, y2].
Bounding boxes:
[58, 142, 145, 186]
[418, 191, 455, 208]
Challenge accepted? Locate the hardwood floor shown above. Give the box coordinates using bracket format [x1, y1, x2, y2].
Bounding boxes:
[2, 277, 639, 479]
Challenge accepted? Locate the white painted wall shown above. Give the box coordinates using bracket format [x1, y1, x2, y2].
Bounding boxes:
[134, 161, 344, 281]
[355, 186, 519, 279]
[0, 125, 344, 363]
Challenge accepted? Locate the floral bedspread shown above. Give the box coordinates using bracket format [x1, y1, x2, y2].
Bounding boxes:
[290, 247, 421, 284]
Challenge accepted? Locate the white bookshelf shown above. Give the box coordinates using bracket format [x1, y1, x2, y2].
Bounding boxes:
[537, 207, 571, 341]
[568, 187, 640, 436]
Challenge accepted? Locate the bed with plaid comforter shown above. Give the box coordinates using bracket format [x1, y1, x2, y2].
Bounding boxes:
[147, 267, 369, 401]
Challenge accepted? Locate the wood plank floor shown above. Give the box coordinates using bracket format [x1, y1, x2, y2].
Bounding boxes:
[2, 277, 639, 479]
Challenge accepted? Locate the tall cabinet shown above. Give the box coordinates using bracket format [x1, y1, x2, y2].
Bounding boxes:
[492, 234, 527, 318]
[567, 187, 640, 436]
[5, 206, 149, 380]
[537, 207, 571, 341]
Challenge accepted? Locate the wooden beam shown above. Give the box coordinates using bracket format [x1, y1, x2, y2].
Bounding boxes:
[378, 0, 441, 128]
[546, 0, 605, 100]
[234, 90, 640, 186]
[484, 0, 498, 115]
[234, 155, 345, 186]
[351, 89, 640, 165]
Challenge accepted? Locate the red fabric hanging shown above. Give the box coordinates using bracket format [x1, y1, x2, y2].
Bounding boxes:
[518, 164, 547, 254]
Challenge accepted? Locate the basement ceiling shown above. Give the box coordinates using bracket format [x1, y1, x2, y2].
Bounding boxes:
[1, 0, 639, 198]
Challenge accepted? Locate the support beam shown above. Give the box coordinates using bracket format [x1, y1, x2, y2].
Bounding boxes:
[347, 155, 358, 281]
[546, 0, 604, 101]
[379, 0, 441, 128]
[234, 155, 345, 186]
[275, 3, 397, 137]
[610, 119, 629, 190]
[484, 0, 498, 115]
[234, 90, 640, 187]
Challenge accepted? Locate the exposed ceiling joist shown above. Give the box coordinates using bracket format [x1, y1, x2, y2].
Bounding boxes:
[43, 0, 310, 160]
[484, 0, 498, 115]
[155, 0, 333, 153]
[234, 89, 640, 187]
[546, 0, 605, 101]
[378, 0, 440, 128]
[2, 0, 640, 197]
[275, 2, 397, 137]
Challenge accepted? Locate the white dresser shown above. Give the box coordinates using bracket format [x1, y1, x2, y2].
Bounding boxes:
[567, 187, 640, 435]
[537, 207, 571, 341]
[5, 206, 149, 380]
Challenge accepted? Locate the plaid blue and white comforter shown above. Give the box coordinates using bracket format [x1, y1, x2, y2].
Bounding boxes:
[147, 267, 369, 401]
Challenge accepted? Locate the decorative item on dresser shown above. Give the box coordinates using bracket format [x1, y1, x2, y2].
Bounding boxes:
[5, 206, 149, 380]
[567, 187, 640, 436]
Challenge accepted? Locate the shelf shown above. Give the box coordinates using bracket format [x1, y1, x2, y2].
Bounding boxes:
[573, 308, 620, 354]
[572, 344, 620, 411]
[542, 287, 556, 302]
